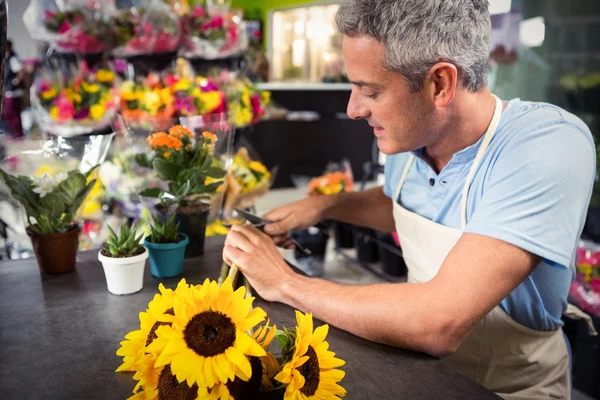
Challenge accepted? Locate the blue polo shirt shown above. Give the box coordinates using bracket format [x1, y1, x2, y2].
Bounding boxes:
[384, 99, 596, 331]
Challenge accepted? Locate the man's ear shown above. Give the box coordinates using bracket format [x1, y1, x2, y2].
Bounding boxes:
[423, 62, 458, 108]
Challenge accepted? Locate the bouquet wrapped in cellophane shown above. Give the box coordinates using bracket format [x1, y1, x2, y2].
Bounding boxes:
[119, 59, 226, 131]
[31, 61, 120, 137]
[24, 0, 117, 54]
[179, 0, 248, 59]
[113, 0, 181, 57]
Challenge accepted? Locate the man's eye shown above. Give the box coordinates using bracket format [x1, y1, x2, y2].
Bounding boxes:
[366, 93, 378, 99]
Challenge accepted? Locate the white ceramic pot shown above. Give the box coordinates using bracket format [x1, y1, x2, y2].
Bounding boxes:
[98, 247, 148, 295]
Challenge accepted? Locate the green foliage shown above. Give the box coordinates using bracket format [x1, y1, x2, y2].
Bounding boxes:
[104, 223, 144, 257]
[149, 215, 181, 244]
[0, 166, 99, 235]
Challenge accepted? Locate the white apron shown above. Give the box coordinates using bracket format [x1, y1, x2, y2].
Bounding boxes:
[392, 95, 595, 399]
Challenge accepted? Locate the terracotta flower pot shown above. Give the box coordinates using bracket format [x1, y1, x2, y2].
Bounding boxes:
[27, 226, 81, 274]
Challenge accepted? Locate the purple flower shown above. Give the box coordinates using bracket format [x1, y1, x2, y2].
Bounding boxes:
[114, 59, 128, 74]
[74, 108, 90, 120]
[200, 79, 219, 92]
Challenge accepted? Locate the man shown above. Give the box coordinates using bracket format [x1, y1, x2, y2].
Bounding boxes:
[223, 1, 597, 398]
[2, 40, 24, 138]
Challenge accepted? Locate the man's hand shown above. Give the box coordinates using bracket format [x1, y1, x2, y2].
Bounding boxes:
[223, 224, 297, 302]
[263, 195, 334, 248]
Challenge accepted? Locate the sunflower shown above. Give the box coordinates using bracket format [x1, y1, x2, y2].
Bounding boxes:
[275, 311, 346, 400]
[206, 319, 280, 399]
[128, 355, 209, 400]
[116, 280, 191, 376]
[146, 277, 267, 388]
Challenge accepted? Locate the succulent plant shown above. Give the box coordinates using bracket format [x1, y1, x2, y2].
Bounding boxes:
[149, 215, 181, 244]
[104, 223, 144, 257]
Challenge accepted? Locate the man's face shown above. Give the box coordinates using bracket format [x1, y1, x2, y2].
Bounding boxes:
[343, 36, 436, 155]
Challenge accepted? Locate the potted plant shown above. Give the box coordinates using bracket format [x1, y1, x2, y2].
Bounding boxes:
[0, 166, 98, 274]
[144, 215, 189, 278]
[99, 223, 148, 295]
[136, 125, 225, 258]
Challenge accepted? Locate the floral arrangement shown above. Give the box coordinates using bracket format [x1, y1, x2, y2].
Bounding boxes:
[113, 0, 181, 57]
[136, 125, 226, 211]
[40, 3, 115, 54]
[33, 64, 119, 136]
[219, 147, 273, 214]
[222, 75, 270, 127]
[119, 64, 270, 128]
[0, 166, 98, 235]
[120, 72, 225, 124]
[308, 172, 354, 196]
[308, 162, 354, 196]
[116, 278, 346, 399]
[181, 3, 248, 59]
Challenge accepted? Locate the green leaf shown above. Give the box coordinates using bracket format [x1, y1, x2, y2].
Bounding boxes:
[139, 188, 163, 198]
[153, 158, 183, 181]
[135, 153, 154, 169]
[275, 330, 291, 350]
[205, 166, 226, 179]
[55, 174, 86, 207]
[38, 192, 65, 218]
[70, 180, 96, 215]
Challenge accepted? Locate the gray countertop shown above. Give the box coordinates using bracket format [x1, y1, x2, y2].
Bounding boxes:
[0, 237, 498, 400]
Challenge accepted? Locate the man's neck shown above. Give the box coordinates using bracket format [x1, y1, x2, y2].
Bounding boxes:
[422, 90, 499, 173]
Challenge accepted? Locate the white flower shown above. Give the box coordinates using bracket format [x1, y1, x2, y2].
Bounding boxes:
[31, 172, 68, 198]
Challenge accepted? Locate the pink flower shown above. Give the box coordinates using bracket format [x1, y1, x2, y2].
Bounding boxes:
[201, 16, 224, 31]
[192, 6, 206, 18]
[164, 74, 179, 87]
[54, 94, 75, 121]
[44, 11, 57, 20]
[200, 79, 219, 92]
[58, 21, 71, 34]
[40, 81, 51, 92]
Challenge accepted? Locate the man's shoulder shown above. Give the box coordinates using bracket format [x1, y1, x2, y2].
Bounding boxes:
[498, 99, 594, 150]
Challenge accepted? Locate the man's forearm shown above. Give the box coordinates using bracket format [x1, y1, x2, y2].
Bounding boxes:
[280, 275, 463, 358]
[322, 186, 394, 232]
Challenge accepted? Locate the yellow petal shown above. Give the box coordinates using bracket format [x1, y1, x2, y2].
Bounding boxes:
[311, 324, 329, 347]
[236, 331, 266, 357]
[216, 353, 235, 381]
[238, 307, 266, 331]
[226, 346, 251, 381]
[204, 356, 217, 387]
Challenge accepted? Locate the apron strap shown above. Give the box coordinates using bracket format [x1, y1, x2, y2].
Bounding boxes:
[565, 303, 598, 336]
[394, 154, 415, 204]
[393, 95, 504, 230]
[460, 95, 503, 230]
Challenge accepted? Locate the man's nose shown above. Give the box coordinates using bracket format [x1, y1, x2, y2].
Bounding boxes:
[347, 91, 370, 120]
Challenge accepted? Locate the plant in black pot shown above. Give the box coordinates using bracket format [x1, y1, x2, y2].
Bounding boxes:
[136, 125, 225, 258]
[0, 166, 98, 274]
[144, 215, 189, 278]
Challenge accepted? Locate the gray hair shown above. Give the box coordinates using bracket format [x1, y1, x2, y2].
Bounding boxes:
[336, 0, 491, 92]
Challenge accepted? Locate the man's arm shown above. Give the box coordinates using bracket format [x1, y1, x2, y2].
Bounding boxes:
[264, 186, 394, 241]
[224, 227, 539, 358]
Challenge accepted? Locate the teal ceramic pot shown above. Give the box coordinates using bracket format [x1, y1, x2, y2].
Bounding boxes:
[144, 234, 189, 278]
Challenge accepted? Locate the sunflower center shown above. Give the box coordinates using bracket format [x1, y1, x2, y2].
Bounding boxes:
[299, 345, 320, 397]
[157, 364, 198, 400]
[183, 311, 236, 357]
[225, 357, 262, 400]
[146, 308, 175, 347]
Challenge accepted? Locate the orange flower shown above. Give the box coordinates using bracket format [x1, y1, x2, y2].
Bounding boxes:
[164, 152, 171, 158]
[147, 131, 183, 151]
[202, 131, 218, 142]
[168, 125, 193, 139]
